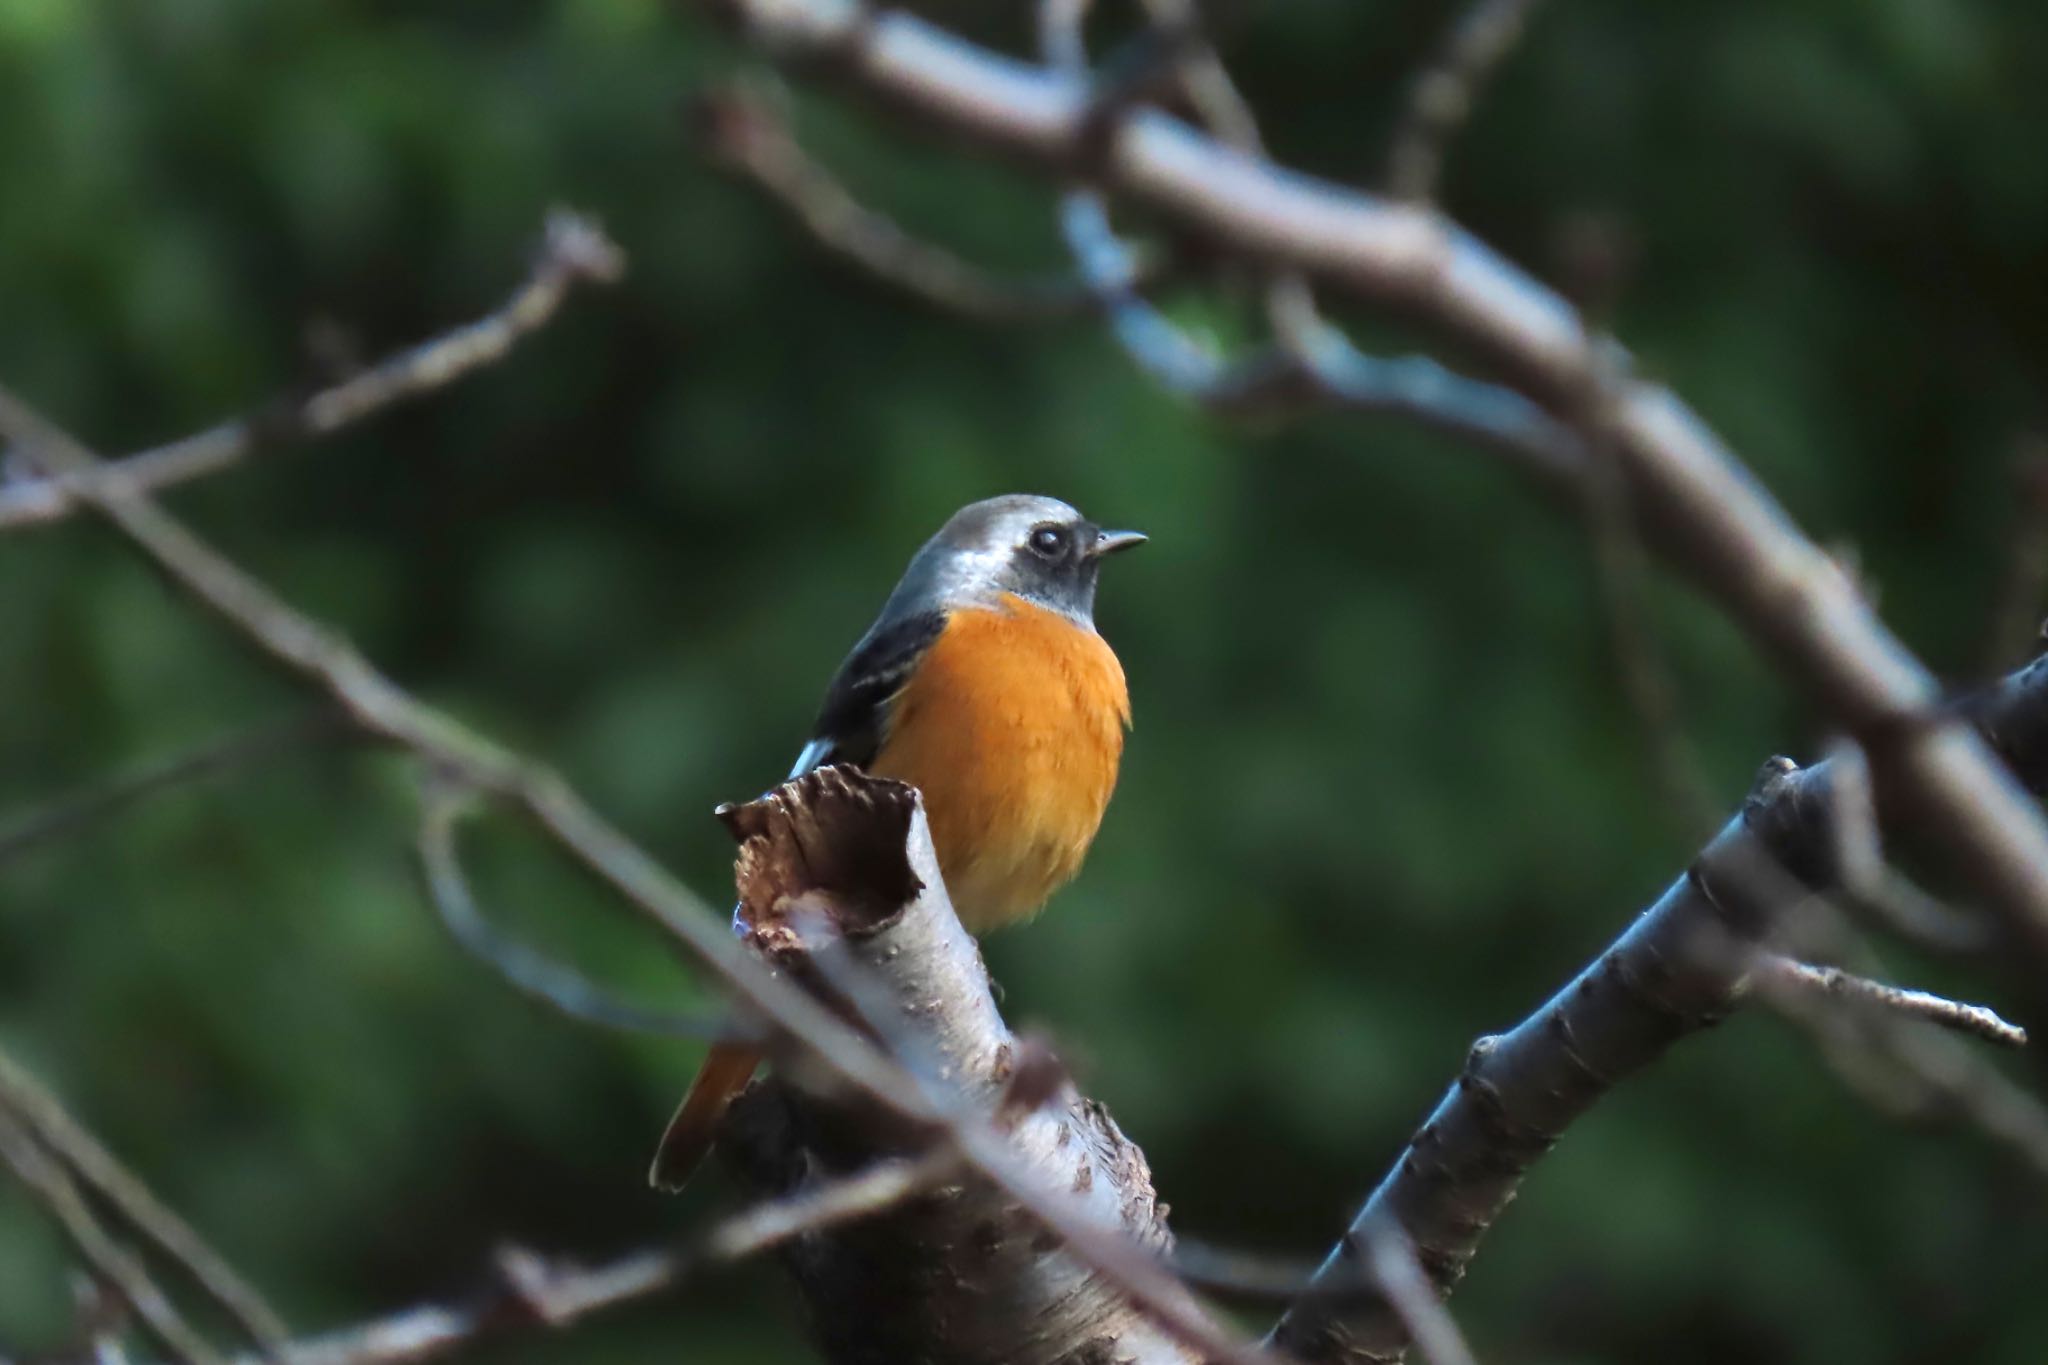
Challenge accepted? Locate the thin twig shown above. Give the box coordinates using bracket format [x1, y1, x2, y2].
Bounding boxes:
[0, 1115, 221, 1365]
[1743, 935, 2048, 1184]
[1385, 0, 1546, 204]
[415, 790, 731, 1039]
[1577, 413, 1720, 837]
[1359, 1224, 1481, 1365]
[239, 1147, 977, 1365]
[703, 1147, 962, 1261]
[0, 712, 342, 870]
[1127, 0, 1322, 348]
[0, 1050, 288, 1358]
[248, 1247, 683, 1365]
[1755, 958, 2026, 1049]
[696, 80, 1125, 322]
[0, 210, 622, 532]
[1821, 740, 1990, 953]
[1699, 770, 2048, 1185]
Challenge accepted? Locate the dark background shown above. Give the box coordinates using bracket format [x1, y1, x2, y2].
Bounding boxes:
[4, 2, 2047, 1361]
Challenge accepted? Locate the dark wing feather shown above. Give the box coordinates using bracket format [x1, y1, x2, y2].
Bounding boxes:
[792, 609, 947, 774]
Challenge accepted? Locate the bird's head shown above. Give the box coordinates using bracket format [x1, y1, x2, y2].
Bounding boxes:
[893, 493, 1145, 627]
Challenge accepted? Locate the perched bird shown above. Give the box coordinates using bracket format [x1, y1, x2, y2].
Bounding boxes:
[649, 493, 1144, 1191]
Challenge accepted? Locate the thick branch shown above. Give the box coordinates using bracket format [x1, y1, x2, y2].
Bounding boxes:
[700, 0, 2048, 964]
[711, 767, 1205, 1364]
[1267, 654, 2048, 1363]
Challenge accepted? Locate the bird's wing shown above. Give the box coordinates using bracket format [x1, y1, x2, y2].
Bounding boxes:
[788, 608, 948, 776]
[651, 609, 949, 1194]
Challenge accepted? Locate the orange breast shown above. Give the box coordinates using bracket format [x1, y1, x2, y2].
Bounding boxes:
[869, 593, 1130, 934]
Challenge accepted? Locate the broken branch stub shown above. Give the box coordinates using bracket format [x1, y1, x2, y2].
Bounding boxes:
[713, 766, 1199, 1365]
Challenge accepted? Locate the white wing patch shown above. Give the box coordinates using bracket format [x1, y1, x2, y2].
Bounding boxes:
[787, 737, 837, 778]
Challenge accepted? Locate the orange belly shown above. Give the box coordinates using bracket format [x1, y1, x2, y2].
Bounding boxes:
[869, 593, 1130, 933]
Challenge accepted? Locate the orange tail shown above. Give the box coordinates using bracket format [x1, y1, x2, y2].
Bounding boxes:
[647, 1042, 762, 1192]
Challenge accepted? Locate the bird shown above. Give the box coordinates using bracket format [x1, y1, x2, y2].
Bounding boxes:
[648, 493, 1145, 1192]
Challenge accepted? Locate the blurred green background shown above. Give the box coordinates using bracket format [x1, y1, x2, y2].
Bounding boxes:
[4, 1, 2047, 1361]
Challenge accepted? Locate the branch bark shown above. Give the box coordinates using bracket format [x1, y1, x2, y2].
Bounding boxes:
[709, 767, 1202, 1365]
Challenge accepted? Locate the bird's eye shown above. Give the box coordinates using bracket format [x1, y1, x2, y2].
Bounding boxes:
[1027, 524, 1069, 559]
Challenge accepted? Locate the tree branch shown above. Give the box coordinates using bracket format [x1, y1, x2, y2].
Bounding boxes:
[0, 711, 342, 870]
[695, 80, 1123, 322]
[0, 1113, 222, 1365]
[1385, 0, 1547, 204]
[0, 210, 621, 532]
[415, 789, 730, 1039]
[709, 767, 1216, 1364]
[697, 0, 2048, 966]
[241, 1247, 683, 1365]
[0, 1049, 287, 1360]
[1755, 957, 2026, 1049]
[1264, 654, 2048, 1362]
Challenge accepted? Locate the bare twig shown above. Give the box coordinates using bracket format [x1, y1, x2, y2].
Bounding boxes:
[0, 711, 342, 870]
[1577, 421, 1719, 836]
[1385, 0, 1546, 204]
[702, 0, 2048, 966]
[1821, 739, 1990, 952]
[415, 790, 730, 1039]
[703, 1147, 962, 1261]
[0, 1051, 286, 1359]
[696, 80, 1123, 322]
[1171, 1231, 1482, 1365]
[1127, 0, 1321, 349]
[0, 210, 621, 532]
[1744, 936, 2048, 1183]
[231, 1145, 1040, 1365]
[1755, 958, 2026, 1049]
[1131, 0, 1260, 154]
[245, 1247, 684, 1365]
[233, 1147, 973, 1365]
[1033, 0, 1581, 483]
[0, 1114, 221, 1365]
[1358, 1224, 1481, 1365]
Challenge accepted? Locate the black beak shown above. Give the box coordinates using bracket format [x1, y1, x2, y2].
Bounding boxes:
[1088, 528, 1147, 559]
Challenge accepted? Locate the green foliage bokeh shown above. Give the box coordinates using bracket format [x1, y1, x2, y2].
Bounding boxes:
[3, 1, 2046, 1361]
